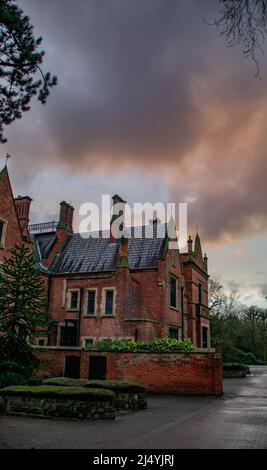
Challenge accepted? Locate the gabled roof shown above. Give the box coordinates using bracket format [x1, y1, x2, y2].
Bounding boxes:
[50, 224, 168, 274]
[34, 233, 57, 259]
[0, 165, 7, 181]
[0, 165, 24, 241]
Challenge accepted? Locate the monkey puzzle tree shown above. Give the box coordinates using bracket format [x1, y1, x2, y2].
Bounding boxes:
[0, 244, 48, 372]
[0, 0, 57, 142]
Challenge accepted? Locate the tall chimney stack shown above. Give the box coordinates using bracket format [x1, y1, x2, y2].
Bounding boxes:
[110, 194, 126, 241]
[58, 201, 74, 233]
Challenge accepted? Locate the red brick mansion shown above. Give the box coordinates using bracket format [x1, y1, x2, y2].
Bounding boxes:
[0, 165, 210, 352]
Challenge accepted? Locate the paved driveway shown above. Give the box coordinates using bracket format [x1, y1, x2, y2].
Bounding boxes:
[0, 366, 267, 449]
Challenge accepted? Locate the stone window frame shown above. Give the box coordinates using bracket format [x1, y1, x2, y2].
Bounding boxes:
[201, 325, 210, 349]
[168, 326, 181, 340]
[101, 287, 117, 317]
[36, 337, 48, 347]
[169, 274, 179, 310]
[82, 336, 96, 349]
[66, 288, 80, 312]
[83, 288, 98, 317]
[198, 282, 203, 305]
[0, 218, 8, 249]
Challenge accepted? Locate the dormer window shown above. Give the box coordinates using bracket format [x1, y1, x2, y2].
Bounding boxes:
[0, 219, 7, 248]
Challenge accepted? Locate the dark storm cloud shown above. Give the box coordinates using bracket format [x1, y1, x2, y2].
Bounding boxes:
[19, 0, 213, 165]
[5, 0, 267, 242]
[259, 283, 267, 297]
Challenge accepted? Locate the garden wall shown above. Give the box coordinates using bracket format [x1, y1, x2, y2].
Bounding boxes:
[35, 347, 223, 396]
[2, 394, 115, 420]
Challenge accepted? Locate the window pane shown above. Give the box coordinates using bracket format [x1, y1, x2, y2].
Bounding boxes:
[85, 339, 93, 349]
[202, 327, 208, 348]
[170, 278, 177, 307]
[105, 291, 114, 315]
[198, 284, 202, 304]
[87, 291, 96, 315]
[169, 328, 179, 340]
[0, 222, 3, 243]
[70, 291, 78, 310]
[60, 321, 78, 346]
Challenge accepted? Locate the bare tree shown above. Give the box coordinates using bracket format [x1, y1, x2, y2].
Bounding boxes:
[209, 0, 267, 77]
[208, 278, 226, 315]
[209, 277, 239, 317]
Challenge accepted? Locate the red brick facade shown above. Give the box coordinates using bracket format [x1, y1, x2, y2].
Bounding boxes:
[0, 166, 211, 350]
[35, 348, 223, 396]
[0, 167, 32, 262]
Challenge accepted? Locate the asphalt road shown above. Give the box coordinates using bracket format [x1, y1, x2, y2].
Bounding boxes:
[0, 366, 267, 449]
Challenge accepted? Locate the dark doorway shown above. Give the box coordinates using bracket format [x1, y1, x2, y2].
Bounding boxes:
[64, 356, 80, 379]
[89, 356, 107, 380]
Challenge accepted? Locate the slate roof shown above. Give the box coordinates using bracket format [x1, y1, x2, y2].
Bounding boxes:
[51, 224, 168, 274]
[34, 233, 57, 259]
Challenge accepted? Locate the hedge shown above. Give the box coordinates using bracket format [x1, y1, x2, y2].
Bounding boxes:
[223, 363, 248, 371]
[0, 372, 28, 389]
[96, 338, 194, 353]
[43, 377, 145, 393]
[84, 380, 145, 393]
[43, 377, 89, 387]
[0, 385, 115, 401]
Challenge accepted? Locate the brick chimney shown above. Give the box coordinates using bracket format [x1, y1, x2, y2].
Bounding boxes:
[110, 194, 126, 241]
[14, 196, 32, 229]
[58, 201, 74, 233]
[117, 236, 129, 268]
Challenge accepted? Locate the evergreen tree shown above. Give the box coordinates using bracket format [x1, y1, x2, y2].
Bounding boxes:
[0, 0, 57, 142]
[0, 244, 47, 369]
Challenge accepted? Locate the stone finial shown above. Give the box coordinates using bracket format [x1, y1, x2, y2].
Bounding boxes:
[188, 235, 193, 253]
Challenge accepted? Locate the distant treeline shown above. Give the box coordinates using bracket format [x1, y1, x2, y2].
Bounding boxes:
[209, 279, 267, 365]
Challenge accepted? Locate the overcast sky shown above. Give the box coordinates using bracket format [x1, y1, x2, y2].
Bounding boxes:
[1, 0, 267, 307]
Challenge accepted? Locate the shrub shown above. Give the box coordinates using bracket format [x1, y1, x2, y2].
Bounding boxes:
[0, 372, 27, 388]
[0, 356, 39, 379]
[43, 377, 89, 387]
[244, 352, 257, 365]
[85, 380, 145, 393]
[140, 338, 194, 353]
[256, 358, 267, 365]
[96, 337, 194, 353]
[96, 338, 139, 352]
[0, 385, 115, 401]
[223, 350, 258, 365]
[223, 363, 247, 371]
[43, 377, 145, 393]
[27, 376, 45, 386]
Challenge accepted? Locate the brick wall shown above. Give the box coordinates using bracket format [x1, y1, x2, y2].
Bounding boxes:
[35, 348, 223, 396]
[0, 168, 25, 262]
